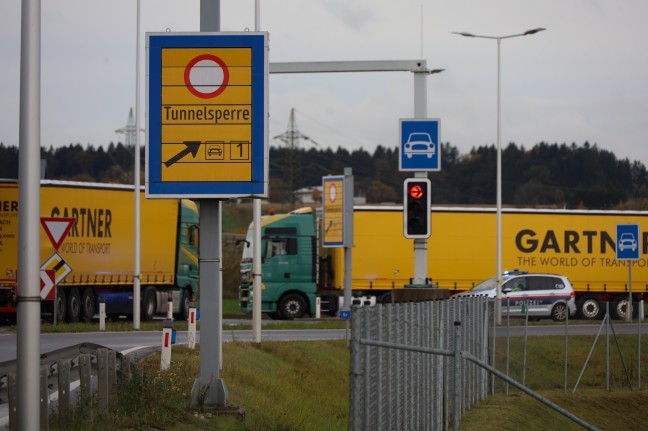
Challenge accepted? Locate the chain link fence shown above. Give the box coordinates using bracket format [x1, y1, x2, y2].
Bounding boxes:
[349, 298, 492, 431]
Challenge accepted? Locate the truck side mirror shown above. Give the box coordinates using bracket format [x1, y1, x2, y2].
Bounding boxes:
[235, 239, 250, 248]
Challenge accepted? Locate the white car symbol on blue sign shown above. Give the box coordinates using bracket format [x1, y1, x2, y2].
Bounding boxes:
[399, 119, 440, 171]
[616, 223, 640, 260]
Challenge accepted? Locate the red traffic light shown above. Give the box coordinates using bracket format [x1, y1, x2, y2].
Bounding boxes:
[408, 184, 424, 200]
[403, 178, 431, 239]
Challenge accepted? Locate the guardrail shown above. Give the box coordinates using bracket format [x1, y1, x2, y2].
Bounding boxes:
[0, 343, 129, 431]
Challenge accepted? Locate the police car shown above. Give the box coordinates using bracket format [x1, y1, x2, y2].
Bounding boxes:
[453, 270, 577, 321]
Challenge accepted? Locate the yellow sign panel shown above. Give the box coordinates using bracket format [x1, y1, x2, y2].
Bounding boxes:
[322, 178, 344, 247]
[160, 47, 253, 183]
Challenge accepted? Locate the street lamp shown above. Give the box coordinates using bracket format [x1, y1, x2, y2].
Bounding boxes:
[453, 28, 545, 324]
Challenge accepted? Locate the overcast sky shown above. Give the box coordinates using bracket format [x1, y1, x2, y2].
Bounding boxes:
[2, 0, 648, 169]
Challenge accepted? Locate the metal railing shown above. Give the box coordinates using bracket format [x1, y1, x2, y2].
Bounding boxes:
[349, 297, 600, 431]
[349, 298, 491, 431]
[1, 343, 129, 431]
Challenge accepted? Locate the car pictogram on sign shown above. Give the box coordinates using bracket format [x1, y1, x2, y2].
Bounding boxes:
[404, 132, 435, 159]
[618, 233, 637, 252]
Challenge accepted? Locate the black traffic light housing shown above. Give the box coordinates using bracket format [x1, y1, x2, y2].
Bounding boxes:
[403, 178, 431, 239]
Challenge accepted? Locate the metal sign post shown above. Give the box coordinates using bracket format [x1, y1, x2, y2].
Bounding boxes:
[399, 69, 436, 287]
[616, 223, 640, 321]
[17, 0, 42, 428]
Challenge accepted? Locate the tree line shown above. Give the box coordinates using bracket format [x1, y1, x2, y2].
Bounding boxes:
[1, 140, 647, 209]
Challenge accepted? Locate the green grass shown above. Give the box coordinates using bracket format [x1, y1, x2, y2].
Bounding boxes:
[45, 332, 648, 431]
[461, 389, 648, 431]
[78, 341, 350, 431]
[41, 317, 648, 430]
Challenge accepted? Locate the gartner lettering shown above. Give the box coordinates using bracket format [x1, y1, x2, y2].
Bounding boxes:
[515, 229, 620, 254]
[1, 200, 18, 212]
[50, 207, 112, 238]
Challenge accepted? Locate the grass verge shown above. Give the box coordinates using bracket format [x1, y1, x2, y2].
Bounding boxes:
[79, 341, 349, 431]
[46, 330, 648, 430]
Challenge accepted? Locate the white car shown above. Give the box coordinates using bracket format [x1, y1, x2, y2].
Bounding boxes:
[452, 270, 577, 321]
[404, 132, 435, 159]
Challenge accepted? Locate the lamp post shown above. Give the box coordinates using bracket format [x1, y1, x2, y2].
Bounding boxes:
[453, 28, 545, 324]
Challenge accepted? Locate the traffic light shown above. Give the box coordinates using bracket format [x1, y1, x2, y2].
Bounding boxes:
[403, 178, 431, 239]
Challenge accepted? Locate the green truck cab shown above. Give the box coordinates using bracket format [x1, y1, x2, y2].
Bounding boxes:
[239, 208, 321, 319]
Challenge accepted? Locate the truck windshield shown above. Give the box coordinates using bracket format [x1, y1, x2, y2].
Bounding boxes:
[241, 229, 254, 260]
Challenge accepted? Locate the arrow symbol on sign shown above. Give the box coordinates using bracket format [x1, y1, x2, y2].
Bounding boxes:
[326, 220, 334, 233]
[164, 141, 201, 167]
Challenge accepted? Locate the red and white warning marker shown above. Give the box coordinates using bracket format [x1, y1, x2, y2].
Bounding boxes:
[184, 54, 229, 99]
[40, 270, 56, 301]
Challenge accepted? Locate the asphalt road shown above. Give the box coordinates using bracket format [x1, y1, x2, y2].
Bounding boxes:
[2, 321, 648, 363]
[0, 327, 348, 363]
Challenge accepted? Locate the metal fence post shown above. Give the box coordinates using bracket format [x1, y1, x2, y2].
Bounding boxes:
[453, 321, 462, 431]
[349, 306, 363, 431]
[564, 304, 569, 393]
[97, 349, 109, 414]
[79, 353, 93, 424]
[8, 373, 16, 431]
[57, 359, 71, 429]
[40, 365, 49, 431]
[638, 300, 642, 390]
[108, 349, 118, 410]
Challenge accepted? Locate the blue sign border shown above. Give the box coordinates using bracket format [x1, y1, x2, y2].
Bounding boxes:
[146, 32, 268, 198]
[399, 118, 441, 172]
[616, 223, 640, 261]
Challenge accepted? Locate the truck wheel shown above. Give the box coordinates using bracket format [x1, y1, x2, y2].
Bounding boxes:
[551, 302, 568, 322]
[81, 287, 96, 323]
[279, 293, 306, 320]
[142, 287, 156, 321]
[579, 294, 602, 320]
[612, 295, 636, 320]
[55, 288, 67, 323]
[181, 289, 191, 321]
[67, 287, 81, 323]
[379, 292, 393, 304]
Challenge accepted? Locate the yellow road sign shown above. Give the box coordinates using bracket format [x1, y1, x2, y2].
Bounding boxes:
[161, 47, 252, 182]
[323, 177, 344, 247]
[147, 33, 268, 198]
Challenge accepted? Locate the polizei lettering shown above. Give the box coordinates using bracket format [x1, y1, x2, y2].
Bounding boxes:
[515, 229, 648, 254]
[50, 207, 112, 238]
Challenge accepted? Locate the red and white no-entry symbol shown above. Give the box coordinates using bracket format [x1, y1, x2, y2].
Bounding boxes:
[184, 54, 229, 99]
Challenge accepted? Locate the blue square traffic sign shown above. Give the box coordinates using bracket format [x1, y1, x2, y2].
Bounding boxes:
[616, 223, 640, 260]
[339, 310, 352, 319]
[399, 119, 441, 171]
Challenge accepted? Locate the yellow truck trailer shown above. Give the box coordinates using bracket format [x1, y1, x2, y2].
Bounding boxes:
[0, 180, 199, 322]
[239, 206, 647, 320]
